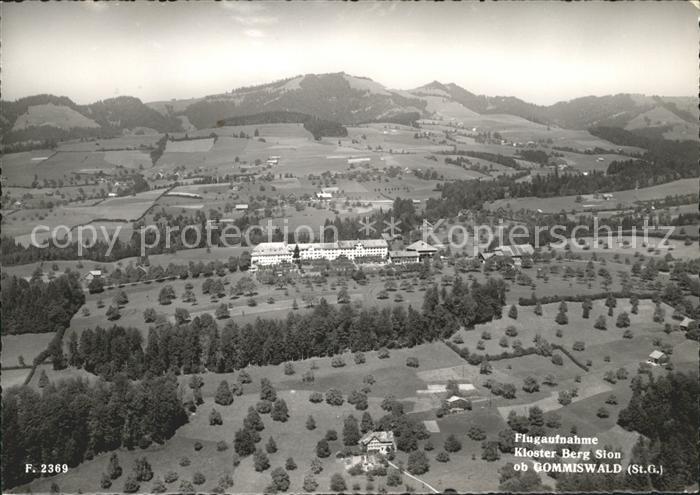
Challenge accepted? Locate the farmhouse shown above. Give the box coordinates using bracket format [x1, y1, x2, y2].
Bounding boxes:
[481, 243, 534, 263]
[316, 192, 333, 200]
[322, 187, 339, 194]
[495, 243, 535, 258]
[389, 250, 420, 264]
[359, 431, 395, 455]
[680, 317, 696, 331]
[647, 350, 668, 366]
[251, 239, 389, 267]
[445, 395, 471, 413]
[406, 240, 438, 260]
[235, 204, 249, 211]
[84, 270, 102, 282]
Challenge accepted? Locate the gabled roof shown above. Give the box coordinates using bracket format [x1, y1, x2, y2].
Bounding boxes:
[649, 350, 665, 359]
[359, 431, 395, 445]
[406, 240, 438, 253]
[446, 395, 469, 403]
[497, 244, 534, 257]
[680, 317, 695, 326]
[252, 242, 290, 255]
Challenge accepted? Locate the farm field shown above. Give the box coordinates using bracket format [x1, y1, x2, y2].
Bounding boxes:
[450, 299, 677, 367]
[3, 189, 165, 241]
[12, 103, 99, 130]
[1, 332, 56, 368]
[55, 134, 162, 152]
[565, 235, 700, 260]
[485, 177, 700, 213]
[554, 151, 633, 173]
[1, 149, 57, 186]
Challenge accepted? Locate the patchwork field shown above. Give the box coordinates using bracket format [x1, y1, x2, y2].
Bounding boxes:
[486, 177, 699, 213]
[5, 189, 164, 243]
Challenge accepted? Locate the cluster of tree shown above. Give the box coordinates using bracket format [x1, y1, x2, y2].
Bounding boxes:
[1, 272, 84, 334]
[616, 371, 699, 491]
[1, 374, 187, 490]
[150, 133, 168, 165]
[449, 150, 522, 170]
[589, 125, 699, 180]
[65, 275, 507, 380]
[517, 149, 550, 165]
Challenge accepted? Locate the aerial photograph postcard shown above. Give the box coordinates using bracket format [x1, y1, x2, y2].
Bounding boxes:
[1, 1, 698, 494]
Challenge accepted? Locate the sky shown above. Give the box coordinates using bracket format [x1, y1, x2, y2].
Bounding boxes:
[1, 1, 698, 105]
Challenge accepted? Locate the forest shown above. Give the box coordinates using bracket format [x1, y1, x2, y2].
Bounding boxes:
[1, 374, 187, 490]
[1, 272, 85, 335]
[616, 371, 699, 491]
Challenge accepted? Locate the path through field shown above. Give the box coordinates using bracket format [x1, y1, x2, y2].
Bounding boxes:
[387, 460, 440, 493]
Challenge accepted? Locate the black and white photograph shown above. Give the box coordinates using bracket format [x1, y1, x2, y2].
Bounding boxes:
[1, 1, 698, 494]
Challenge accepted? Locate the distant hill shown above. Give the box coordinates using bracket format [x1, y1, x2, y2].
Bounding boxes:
[408, 82, 698, 140]
[0, 94, 183, 147]
[4, 73, 696, 147]
[149, 72, 427, 129]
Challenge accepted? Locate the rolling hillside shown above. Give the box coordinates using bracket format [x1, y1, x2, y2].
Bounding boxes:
[3, 73, 696, 147]
[0, 95, 183, 146]
[150, 72, 428, 129]
[407, 81, 698, 139]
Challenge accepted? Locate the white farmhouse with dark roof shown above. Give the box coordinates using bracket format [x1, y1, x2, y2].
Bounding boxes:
[84, 270, 102, 282]
[405, 240, 438, 260]
[359, 431, 395, 455]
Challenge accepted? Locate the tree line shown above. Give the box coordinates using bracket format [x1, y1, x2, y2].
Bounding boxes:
[66, 276, 505, 380]
[1, 272, 84, 335]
